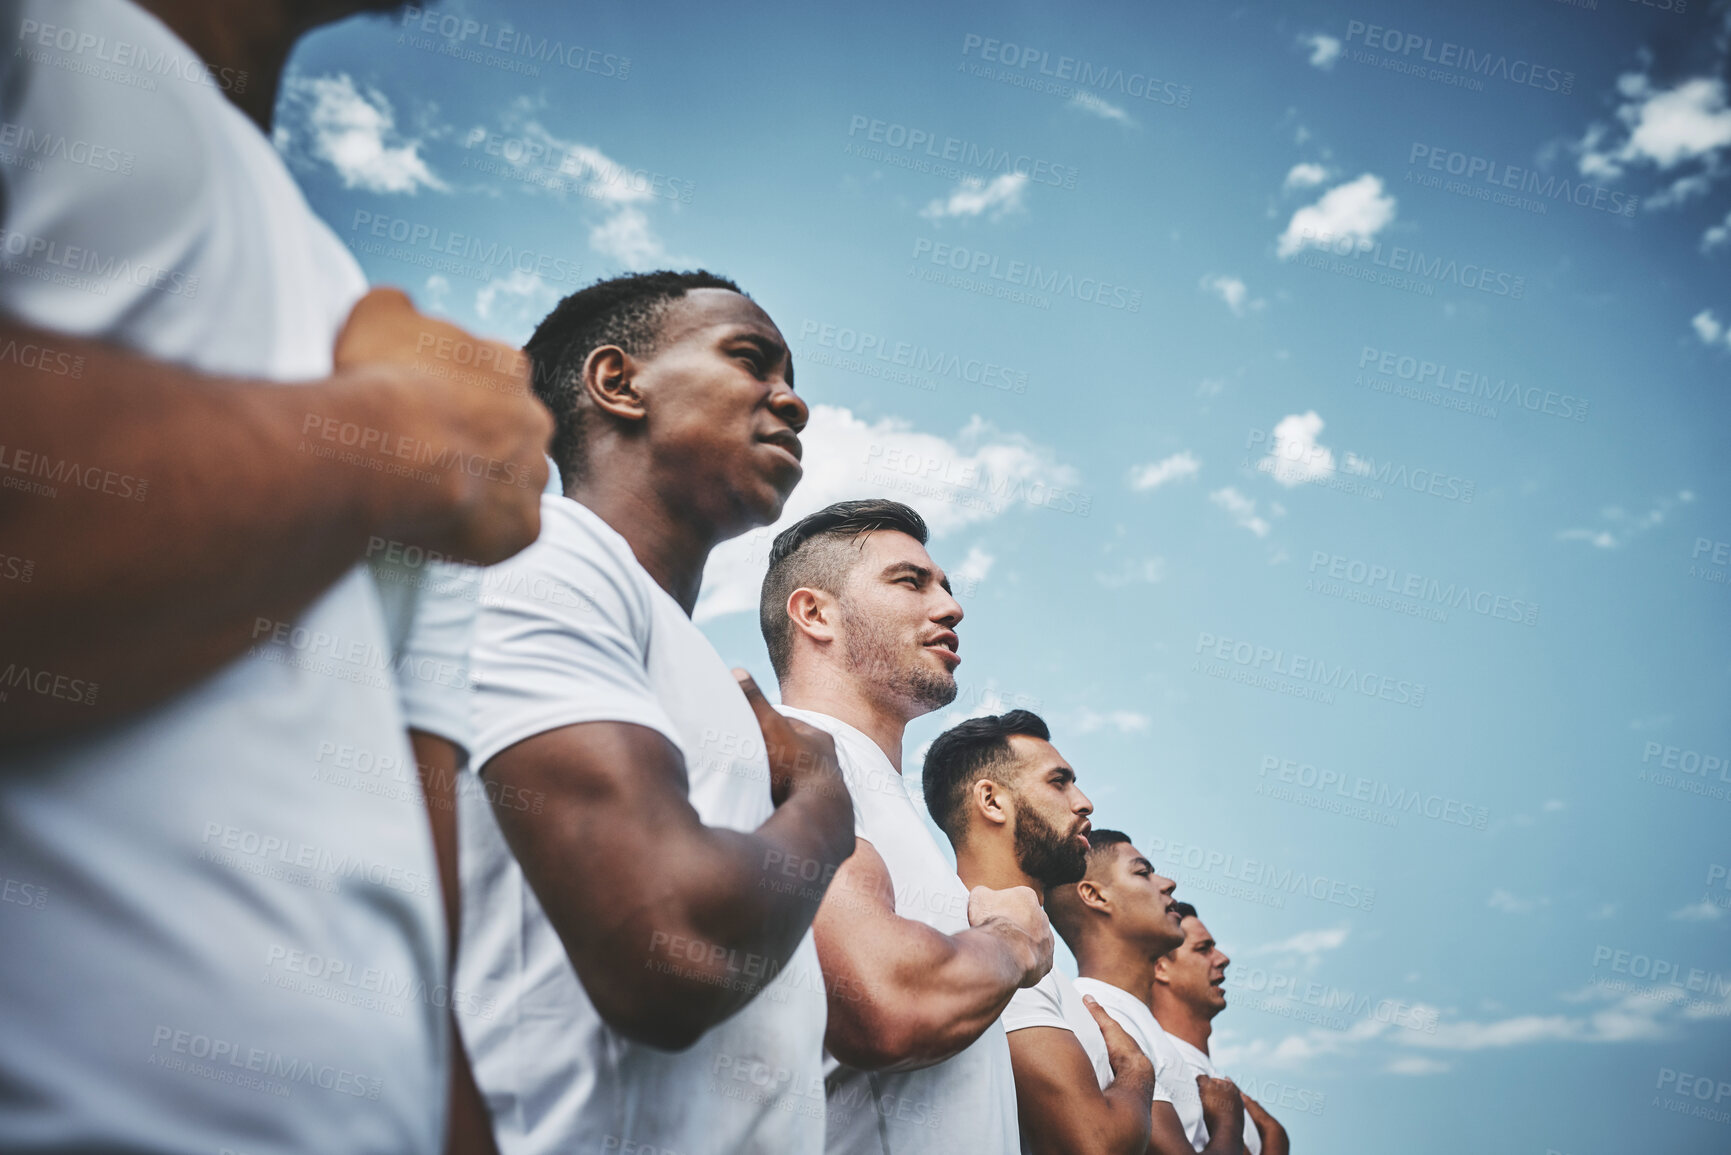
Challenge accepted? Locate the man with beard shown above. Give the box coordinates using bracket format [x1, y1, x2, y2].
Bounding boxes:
[761, 498, 1055, 1153]
[923, 712, 1156, 1155]
[1050, 838, 1249, 1155]
[456, 271, 856, 1155]
[1153, 905, 1290, 1155]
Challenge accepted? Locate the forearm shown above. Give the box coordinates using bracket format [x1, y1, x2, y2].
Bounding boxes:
[850, 921, 1031, 1071]
[1098, 1068, 1159, 1155]
[1199, 1116, 1246, 1155]
[0, 326, 423, 740]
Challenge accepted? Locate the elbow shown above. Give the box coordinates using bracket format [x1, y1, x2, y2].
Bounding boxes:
[589, 985, 716, 1052]
[827, 1005, 964, 1072]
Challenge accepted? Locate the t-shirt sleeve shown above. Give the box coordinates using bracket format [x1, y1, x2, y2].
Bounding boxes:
[1002, 975, 1070, 1035]
[468, 499, 681, 774]
[394, 562, 481, 756]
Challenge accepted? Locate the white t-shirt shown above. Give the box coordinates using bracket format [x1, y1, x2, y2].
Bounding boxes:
[778, 707, 1019, 1155]
[1072, 979, 1195, 1143]
[456, 495, 828, 1155]
[1167, 1034, 1262, 1155]
[1004, 967, 1118, 1091]
[0, 3, 446, 1152]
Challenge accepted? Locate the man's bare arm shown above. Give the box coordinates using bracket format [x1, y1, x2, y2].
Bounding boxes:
[0, 295, 549, 743]
[483, 698, 854, 1051]
[816, 840, 1050, 1072]
[1244, 1094, 1289, 1155]
[1008, 1001, 1155, 1155]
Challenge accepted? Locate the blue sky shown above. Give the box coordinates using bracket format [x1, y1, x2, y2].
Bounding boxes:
[282, 1, 1731, 1149]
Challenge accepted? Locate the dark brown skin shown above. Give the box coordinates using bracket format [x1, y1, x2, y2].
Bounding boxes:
[483, 290, 855, 1048]
[0, 297, 550, 743]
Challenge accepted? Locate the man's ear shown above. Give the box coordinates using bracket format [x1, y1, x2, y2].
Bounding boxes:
[582, 345, 647, 422]
[1153, 954, 1173, 987]
[1075, 877, 1109, 915]
[785, 588, 838, 651]
[971, 776, 1009, 831]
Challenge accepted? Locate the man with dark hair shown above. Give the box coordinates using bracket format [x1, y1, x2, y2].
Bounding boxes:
[1154, 907, 1290, 1155]
[455, 271, 856, 1155]
[763, 498, 1053, 1153]
[923, 712, 1156, 1155]
[1051, 838, 1248, 1154]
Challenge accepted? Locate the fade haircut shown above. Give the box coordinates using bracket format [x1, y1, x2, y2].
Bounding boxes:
[525, 269, 744, 486]
[921, 710, 1050, 843]
[759, 499, 930, 681]
[1173, 901, 1198, 922]
[1046, 828, 1132, 947]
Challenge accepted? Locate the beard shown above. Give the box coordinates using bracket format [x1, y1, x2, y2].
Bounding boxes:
[839, 597, 957, 715]
[1013, 798, 1088, 887]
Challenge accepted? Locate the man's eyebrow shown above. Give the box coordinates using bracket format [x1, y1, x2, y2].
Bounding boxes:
[882, 561, 933, 583]
[1130, 856, 1155, 872]
[1197, 938, 1216, 952]
[728, 329, 793, 386]
[1050, 764, 1075, 783]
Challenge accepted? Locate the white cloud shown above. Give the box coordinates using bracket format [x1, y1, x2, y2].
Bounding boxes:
[588, 206, 677, 271]
[1069, 91, 1133, 125]
[1095, 558, 1165, 588]
[1692, 308, 1731, 348]
[1557, 489, 1695, 549]
[1257, 411, 1335, 487]
[1253, 927, 1350, 958]
[1387, 1057, 1450, 1075]
[465, 118, 663, 206]
[1581, 75, 1731, 179]
[920, 173, 1029, 221]
[1276, 174, 1397, 258]
[693, 406, 1079, 622]
[474, 268, 559, 335]
[1200, 274, 1262, 316]
[423, 274, 451, 311]
[951, 546, 994, 590]
[1128, 451, 1201, 491]
[1070, 708, 1152, 735]
[1210, 486, 1271, 537]
[1283, 162, 1328, 191]
[1487, 889, 1549, 915]
[1303, 34, 1342, 71]
[1704, 209, 1731, 252]
[279, 74, 444, 194]
[1670, 899, 1725, 922]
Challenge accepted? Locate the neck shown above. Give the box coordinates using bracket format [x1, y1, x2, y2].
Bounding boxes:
[954, 838, 1043, 899]
[568, 478, 730, 616]
[779, 669, 910, 772]
[1074, 933, 1163, 1011]
[138, 0, 314, 131]
[1152, 993, 1215, 1054]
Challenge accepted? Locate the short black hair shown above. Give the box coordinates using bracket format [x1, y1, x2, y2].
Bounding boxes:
[1046, 828, 1132, 947]
[1173, 901, 1199, 922]
[921, 709, 1050, 843]
[525, 269, 744, 486]
[759, 499, 930, 680]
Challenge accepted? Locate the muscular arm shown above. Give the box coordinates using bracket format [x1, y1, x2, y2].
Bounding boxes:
[483, 717, 854, 1051]
[411, 731, 497, 1155]
[1009, 1026, 1155, 1155]
[0, 305, 546, 743]
[1244, 1095, 1289, 1155]
[816, 838, 1041, 1071]
[1148, 1100, 1209, 1155]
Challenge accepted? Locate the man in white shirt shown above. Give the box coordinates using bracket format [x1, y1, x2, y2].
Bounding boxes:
[760, 498, 1055, 1153]
[1046, 833, 1247, 1155]
[1154, 904, 1290, 1155]
[922, 711, 1155, 1155]
[0, 2, 550, 1152]
[455, 271, 857, 1155]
